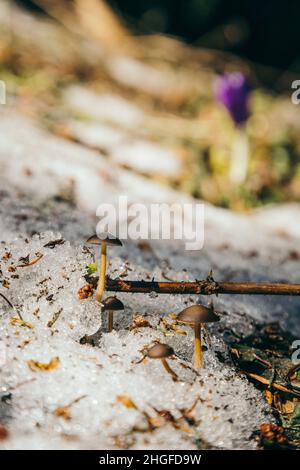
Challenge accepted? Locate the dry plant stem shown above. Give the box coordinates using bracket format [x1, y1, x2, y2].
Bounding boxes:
[194, 324, 202, 369]
[17, 253, 43, 268]
[0, 292, 23, 320]
[0, 292, 14, 309]
[108, 310, 114, 332]
[96, 242, 107, 302]
[106, 279, 300, 296]
[244, 372, 300, 398]
[66, 394, 87, 408]
[161, 358, 178, 380]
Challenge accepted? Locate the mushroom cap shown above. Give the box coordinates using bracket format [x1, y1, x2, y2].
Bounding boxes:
[86, 233, 122, 246]
[146, 343, 174, 359]
[102, 296, 124, 311]
[176, 304, 220, 324]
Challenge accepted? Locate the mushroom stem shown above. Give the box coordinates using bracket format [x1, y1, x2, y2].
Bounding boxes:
[108, 310, 114, 332]
[161, 358, 178, 380]
[194, 323, 202, 369]
[96, 242, 107, 302]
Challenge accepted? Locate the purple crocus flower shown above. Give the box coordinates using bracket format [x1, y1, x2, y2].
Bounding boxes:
[214, 72, 250, 126]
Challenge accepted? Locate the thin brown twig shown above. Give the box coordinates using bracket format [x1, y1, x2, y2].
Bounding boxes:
[0, 292, 14, 309]
[17, 253, 44, 268]
[106, 278, 300, 296]
[64, 394, 88, 408]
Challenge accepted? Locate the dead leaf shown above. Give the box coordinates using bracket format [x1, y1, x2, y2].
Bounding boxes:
[117, 395, 137, 409]
[280, 400, 295, 414]
[43, 239, 65, 249]
[17, 338, 34, 349]
[55, 406, 71, 420]
[10, 317, 34, 329]
[152, 407, 175, 423]
[230, 347, 240, 358]
[27, 356, 60, 372]
[265, 390, 274, 406]
[47, 308, 63, 327]
[128, 314, 152, 330]
[260, 423, 288, 447]
[78, 283, 94, 300]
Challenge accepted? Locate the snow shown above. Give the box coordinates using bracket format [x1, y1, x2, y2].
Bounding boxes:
[0, 228, 271, 450]
[111, 140, 182, 177]
[0, 112, 300, 449]
[64, 120, 182, 177]
[64, 87, 143, 128]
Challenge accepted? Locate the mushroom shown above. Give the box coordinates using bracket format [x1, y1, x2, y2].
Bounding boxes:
[146, 343, 178, 380]
[86, 233, 122, 302]
[176, 304, 219, 369]
[102, 296, 124, 332]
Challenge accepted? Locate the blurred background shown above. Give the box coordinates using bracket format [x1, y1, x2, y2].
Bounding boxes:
[1, 0, 300, 211]
[16, 0, 300, 78]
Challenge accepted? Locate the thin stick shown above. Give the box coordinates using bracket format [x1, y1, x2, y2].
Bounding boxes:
[106, 279, 300, 296]
[194, 324, 202, 369]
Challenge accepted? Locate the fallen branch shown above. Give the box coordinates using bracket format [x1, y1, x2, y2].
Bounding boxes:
[106, 278, 300, 296]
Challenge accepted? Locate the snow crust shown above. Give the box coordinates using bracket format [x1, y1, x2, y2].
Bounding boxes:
[0, 112, 299, 449]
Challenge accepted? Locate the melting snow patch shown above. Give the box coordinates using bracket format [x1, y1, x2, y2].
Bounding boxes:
[0, 231, 272, 449]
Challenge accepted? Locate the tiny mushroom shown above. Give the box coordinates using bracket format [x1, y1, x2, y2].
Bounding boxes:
[86, 233, 122, 302]
[102, 296, 124, 332]
[176, 304, 219, 369]
[146, 343, 178, 380]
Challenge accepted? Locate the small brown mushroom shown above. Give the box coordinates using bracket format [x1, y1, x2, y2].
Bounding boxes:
[146, 343, 178, 380]
[86, 233, 122, 302]
[102, 296, 124, 332]
[176, 304, 219, 369]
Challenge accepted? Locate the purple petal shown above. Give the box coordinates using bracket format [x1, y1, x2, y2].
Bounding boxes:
[214, 72, 250, 125]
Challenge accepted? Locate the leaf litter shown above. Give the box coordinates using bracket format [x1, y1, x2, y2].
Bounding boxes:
[231, 322, 300, 448]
